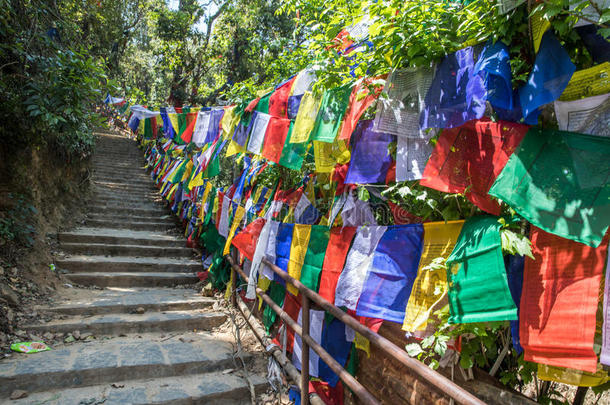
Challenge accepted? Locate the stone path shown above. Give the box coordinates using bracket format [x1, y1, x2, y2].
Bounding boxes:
[0, 131, 266, 404]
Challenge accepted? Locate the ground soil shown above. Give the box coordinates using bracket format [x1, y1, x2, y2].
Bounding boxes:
[0, 141, 92, 354]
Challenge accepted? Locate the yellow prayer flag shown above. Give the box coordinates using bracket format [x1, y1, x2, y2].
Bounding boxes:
[199, 181, 213, 222]
[257, 275, 272, 310]
[538, 364, 609, 387]
[403, 220, 464, 332]
[226, 140, 245, 157]
[559, 62, 610, 101]
[531, 10, 551, 53]
[314, 139, 350, 173]
[291, 91, 322, 143]
[168, 113, 179, 134]
[286, 224, 311, 295]
[221, 106, 237, 140]
[180, 161, 193, 183]
[223, 206, 246, 256]
[354, 332, 370, 358]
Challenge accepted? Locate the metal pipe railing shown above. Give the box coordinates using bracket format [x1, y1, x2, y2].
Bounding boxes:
[226, 254, 486, 405]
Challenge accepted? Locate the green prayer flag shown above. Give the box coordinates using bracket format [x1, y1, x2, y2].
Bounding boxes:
[310, 85, 352, 143]
[446, 216, 517, 324]
[300, 225, 330, 291]
[263, 282, 286, 332]
[489, 128, 610, 247]
[169, 160, 188, 184]
[144, 118, 153, 139]
[278, 122, 307, 170]
[256, 93, 271, 114]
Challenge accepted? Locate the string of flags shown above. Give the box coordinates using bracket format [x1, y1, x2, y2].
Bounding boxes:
[110, 5, 610, 400]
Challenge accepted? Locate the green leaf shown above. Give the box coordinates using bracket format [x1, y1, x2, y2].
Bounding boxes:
[460, 354, 473, 369]
[421, 335, 435, 349]
[405, 343, 424, 357]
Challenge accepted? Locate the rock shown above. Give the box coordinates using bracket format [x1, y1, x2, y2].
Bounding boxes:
[10, 390, 28, 400]
[64, 334, 75, 343]
[72, 330, 81, 340]
[135, 307, 145, 314]
[43, 332, 54, 341]
[0, 285, 19, 307]
[83, 335, 96, 342]
[201, 283, 214, 297]
[15, 330, 27, 338]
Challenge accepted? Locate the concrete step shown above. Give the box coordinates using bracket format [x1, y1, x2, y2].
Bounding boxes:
[0, 337, 249, 397]
[56, 255, 200, 273]
[61, 243, 193, 258]
[58, 228, 184, 247]
[84, 219, 175, 231]
[6, 371, 267, 405]
[22, 310, 226, 336]
[65, 272, 199, 287]
[38, 288, 214, 316]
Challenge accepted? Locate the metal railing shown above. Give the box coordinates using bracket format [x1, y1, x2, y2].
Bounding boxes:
[225, 252, 487, 405]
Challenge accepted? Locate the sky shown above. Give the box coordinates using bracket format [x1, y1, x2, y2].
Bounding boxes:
[168, 0, 219, 32]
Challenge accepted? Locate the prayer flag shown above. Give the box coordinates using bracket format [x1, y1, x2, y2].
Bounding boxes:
[300, 225, 330, 292]
[446, 216, 517, 323]
[287, 224, 312, 295]
[274, 222, 295, 284]
[373, 67, 435, 138]
[420, 46, 486, 130]
[310, 85, 352, 143]
[489, 127, 610, 247]
[345, 120, 394, 184]
[520, 227, 607, 373]
[318, 226, 357, 304]
[518, 31, 575, 125]
[356, 224, 424, 323]
[279, 123, 307, 171]
[269, 76, 297, 118]
[291, 91, 322, 144]
[421, 118, 529, 215]
[396, 136, 433, 182]
[338, 78, 380, 142]
[247, 112, 271, 155]
[335, 226, 387, 310]
[261, 117, 292, 163]
[403, 220, 464, 332]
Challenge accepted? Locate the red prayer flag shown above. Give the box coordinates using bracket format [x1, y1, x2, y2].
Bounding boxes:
[269, 76, 297, 118]
[282, 291, 301, 354]
[261, 117, 291, 163]
[520, 227, 607, 373]
[338, 78, 382, 142]
[245, 97, 260, 113]
[309, 380, 344, 405]
[181, 114, 198, 144]
[318, 226, 357, 304]
[231, 218, 266, 261]
[420, 118, 528, 215]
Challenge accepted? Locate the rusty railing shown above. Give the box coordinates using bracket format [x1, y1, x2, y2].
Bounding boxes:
[225, 253, 486, 405]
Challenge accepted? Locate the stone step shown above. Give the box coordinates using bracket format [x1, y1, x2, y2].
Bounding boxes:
[38, 288, 214, 316]
[0, 337, 249, 397]
[7, 371, 266, 405]
[65, 272, 199, 287]
[58, 228, 184, 247]
[89, 202, 165, 211]
[22, 310, 225, 336]
[87, 213, 172, 222]
[93, 178, 154, 187]
[86, 205, 169, 216]
[92, 191, 162, 202]
[56, 255, 200, 273]
[84, 219, 174, 231]
[61, 243, 192, 258]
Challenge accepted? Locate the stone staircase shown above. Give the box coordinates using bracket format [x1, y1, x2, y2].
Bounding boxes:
[0, 131, 266, 404]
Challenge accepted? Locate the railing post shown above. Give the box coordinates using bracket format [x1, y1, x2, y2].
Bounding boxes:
[301, 294, 310, 405]
[230, 249, 237, 307]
